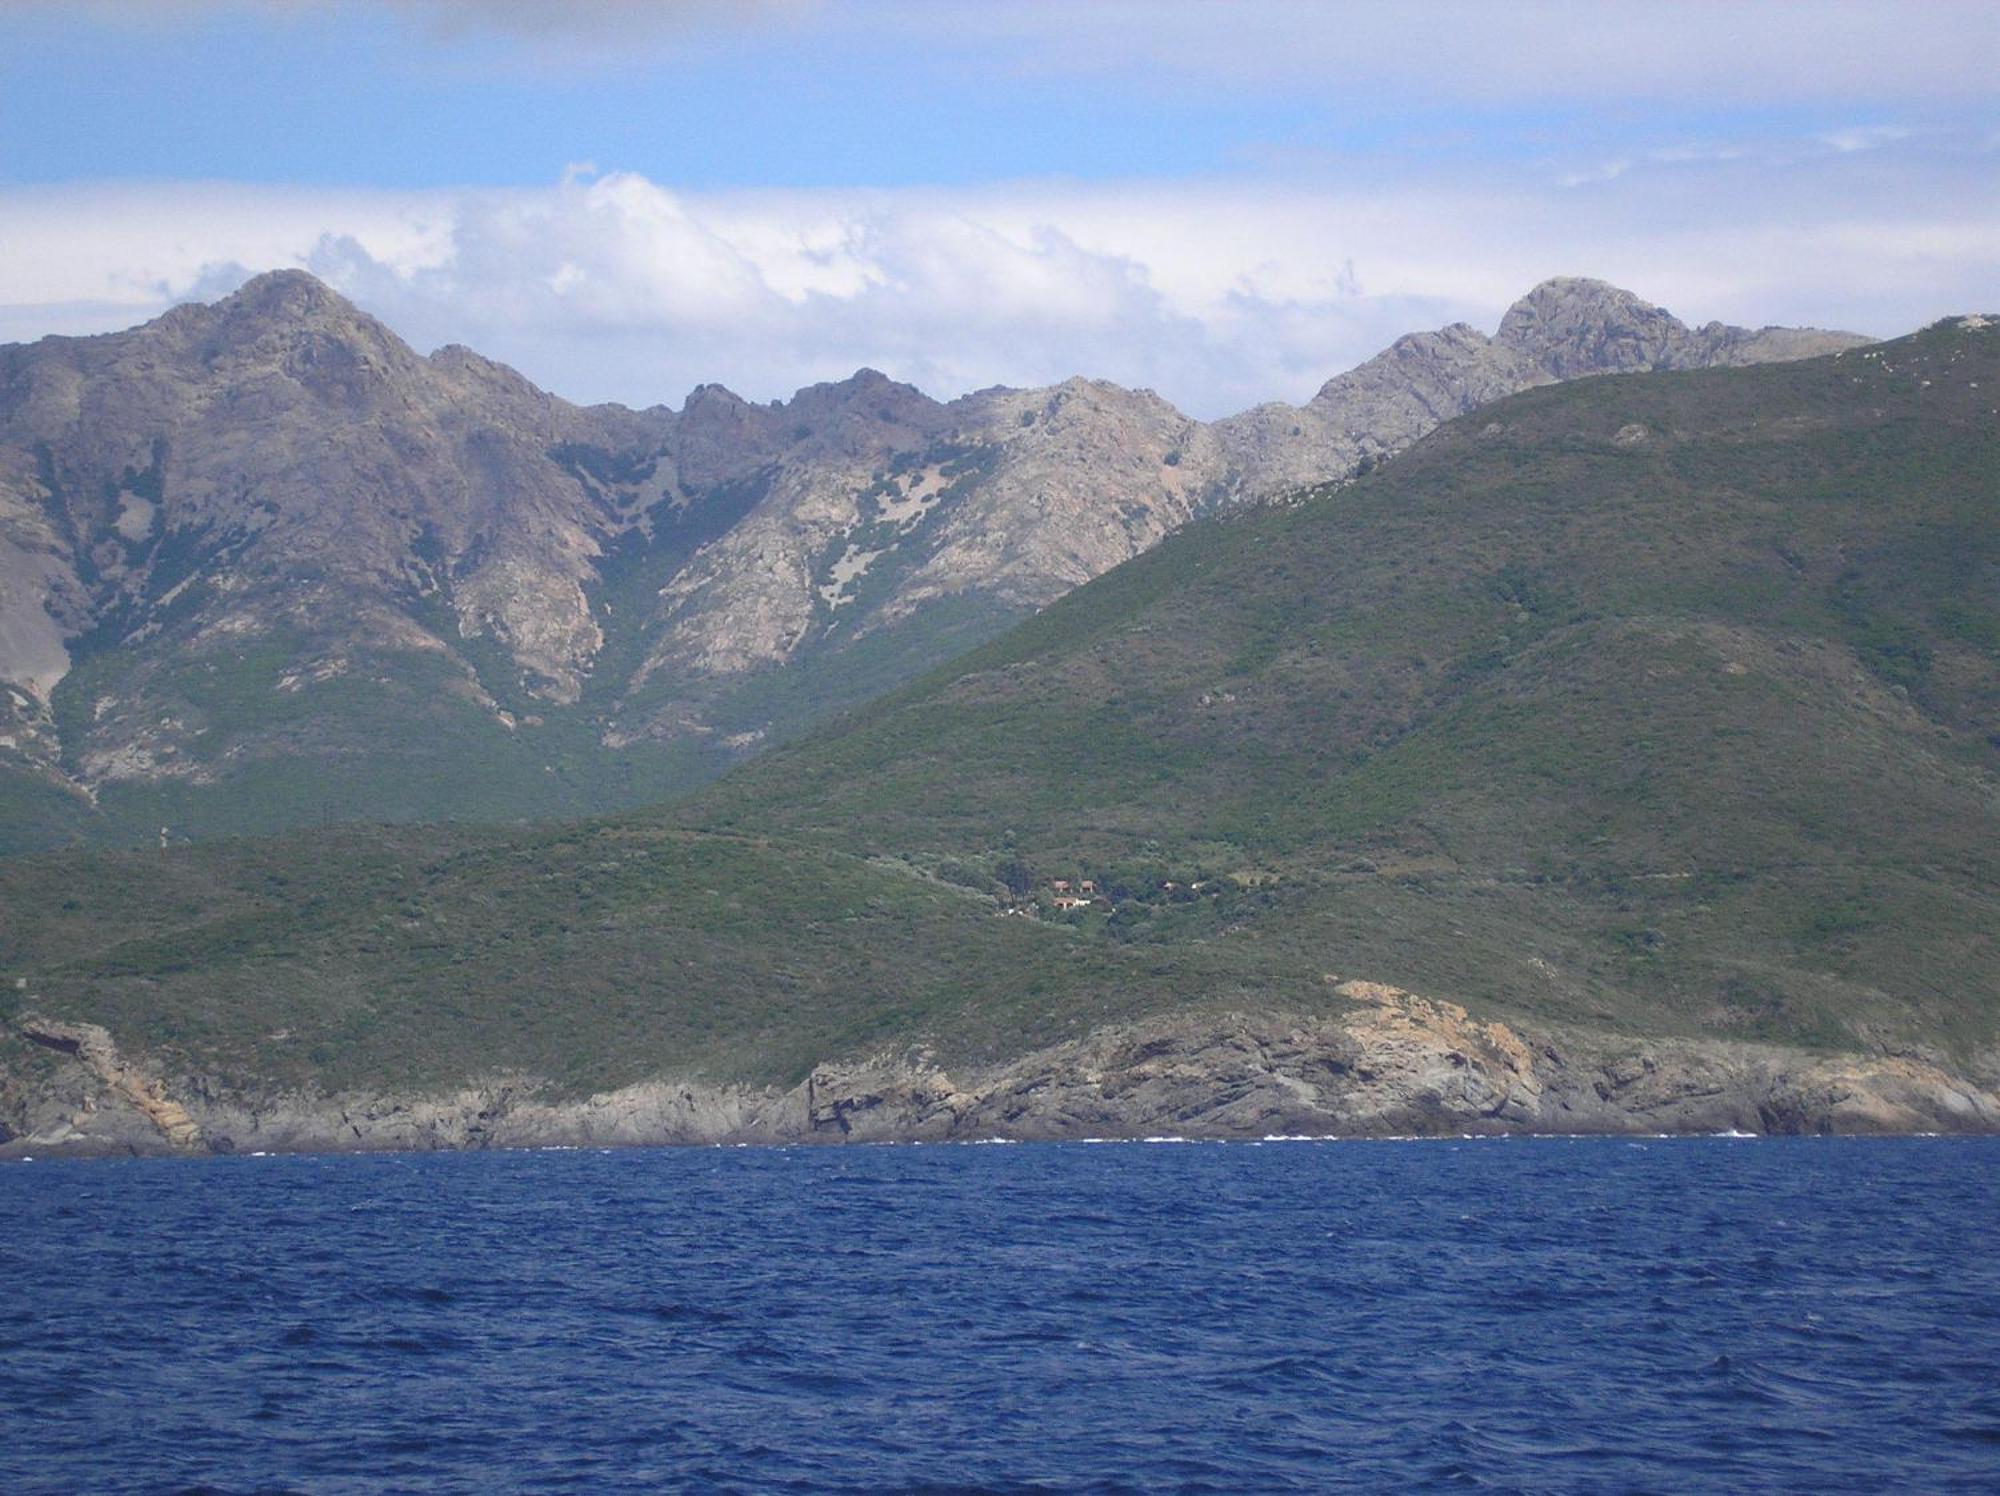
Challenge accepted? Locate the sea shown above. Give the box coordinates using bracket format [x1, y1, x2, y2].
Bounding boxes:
[2, 1136, 1996, 1493]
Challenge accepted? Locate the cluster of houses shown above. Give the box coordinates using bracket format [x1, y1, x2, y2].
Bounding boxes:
[993, 871, 1229, 919]
[1034, 876, 1212, 913]
[1046, 878, 1098, 912]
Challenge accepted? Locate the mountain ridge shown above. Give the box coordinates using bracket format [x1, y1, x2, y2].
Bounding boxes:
[0, 271, 1867, 848]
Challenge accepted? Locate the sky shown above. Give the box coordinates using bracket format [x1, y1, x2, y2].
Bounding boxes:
[1, 0, 1994, 417]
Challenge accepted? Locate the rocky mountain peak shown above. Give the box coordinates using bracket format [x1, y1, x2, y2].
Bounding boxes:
[674, 382, 780, 487]
[1308, 321, 1496, 404]
[427, 342, 559, 409]
[221, 267, 349, 317]
[682, 381, 751, 413]
[1495, 276, 1688, 379]
[825, 366, 897, 393]
[1500, 274, 1646, 321]
[679, 382, 768, 437]
[169, 268, 422, 403]
[785, 367, 942, 431]
[196, 269, 386, 345]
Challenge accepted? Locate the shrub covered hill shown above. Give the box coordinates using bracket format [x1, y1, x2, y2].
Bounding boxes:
[2, 316, 1995, 1152]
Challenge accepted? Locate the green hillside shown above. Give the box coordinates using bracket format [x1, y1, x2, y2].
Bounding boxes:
[683, 318, 2000, 1053]
[3, 319, 1994, 1094]
[0, 820, 1337, 1095]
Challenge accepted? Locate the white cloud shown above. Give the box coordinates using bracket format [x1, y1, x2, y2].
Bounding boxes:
[2, 147, 1995, 418]
[0, 181, 453, 312]
[1557, 161, 1634, 189]
[908, 0, 2000, 105]
[5, 0, 1995, 102]
[1818, 124, 1917, 154]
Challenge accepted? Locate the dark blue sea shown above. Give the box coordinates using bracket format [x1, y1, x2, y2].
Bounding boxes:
[3, 1137, 1997, 1493]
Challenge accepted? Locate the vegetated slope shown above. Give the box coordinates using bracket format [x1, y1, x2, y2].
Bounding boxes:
[0, 319, 1989, 1148]
[0, 819, 1331, 1103]
[0, 272, 1861, 852]
[688, 317, 2000, 1057]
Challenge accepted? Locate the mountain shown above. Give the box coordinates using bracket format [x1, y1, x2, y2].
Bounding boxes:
[0, 271, 1865, 850]
[1210, 276, 1864, 491]
[2, 315, 1992, 1154]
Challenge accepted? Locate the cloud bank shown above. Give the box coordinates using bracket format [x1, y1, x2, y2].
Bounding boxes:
[10, 0, 1995, 103]
[2, 141, 1993, 417]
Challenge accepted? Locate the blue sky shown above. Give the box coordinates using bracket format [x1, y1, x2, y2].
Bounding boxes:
[12, 4, 1339, 189]
[1, 1, 1994, 414]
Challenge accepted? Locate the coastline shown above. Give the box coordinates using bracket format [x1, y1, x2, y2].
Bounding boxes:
[7, 981, 1997, 1160]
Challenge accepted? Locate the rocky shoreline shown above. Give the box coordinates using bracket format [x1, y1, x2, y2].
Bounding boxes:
[5, 981, 1997, 1159]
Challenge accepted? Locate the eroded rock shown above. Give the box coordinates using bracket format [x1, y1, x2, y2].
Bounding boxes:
[8, 979, 1993, 1159]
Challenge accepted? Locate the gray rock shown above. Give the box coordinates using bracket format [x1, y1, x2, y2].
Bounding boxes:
[6, 980, 1989, 1159]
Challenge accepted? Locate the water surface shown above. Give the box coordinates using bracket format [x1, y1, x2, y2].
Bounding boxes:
[3, 1137, 1996, 1492]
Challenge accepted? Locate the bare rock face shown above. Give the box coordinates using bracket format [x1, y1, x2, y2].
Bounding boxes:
[0, 273, 1868, 843]
[14, 1014, 203, 1150]
[5, 978, 1991, 1158]
[902, 380, 1221, 617]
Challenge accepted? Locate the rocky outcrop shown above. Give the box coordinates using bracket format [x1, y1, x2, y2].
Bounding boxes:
[7, 981, 1991, 1159]
[15, 1014, 203, 1150]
